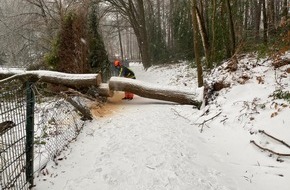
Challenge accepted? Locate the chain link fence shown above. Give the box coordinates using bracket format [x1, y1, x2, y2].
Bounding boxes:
[0, 80, 29, 190]
[0, 79, 86, 189]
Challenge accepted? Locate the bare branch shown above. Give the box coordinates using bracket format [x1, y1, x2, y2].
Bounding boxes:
[195, 111, 222, 133]
[258, 130, 290, 149]
[250, 140, 290, 157]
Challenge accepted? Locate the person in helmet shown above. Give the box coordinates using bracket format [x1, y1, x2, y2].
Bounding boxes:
[114, 60, 136, 100]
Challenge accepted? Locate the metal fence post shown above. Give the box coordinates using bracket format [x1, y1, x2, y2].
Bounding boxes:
[26, 81, 35, 188]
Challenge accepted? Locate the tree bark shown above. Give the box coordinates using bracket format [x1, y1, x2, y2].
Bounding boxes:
[225, 0, 236, 55]
[98, 83, 114, 97]
[262, 0, 268, 44]
[135, 0, 151, 69]
[268, 0, 275, 35]
[211, 0, 217, 63]
[0, 70, 102, 88]
[196, 7, 211, 68]
[168, 0, 174, 50]
[282, 0, 288, 18]
[116, 13, 124, 60]
[192, 0, 204, 88]
[109, 77, 202, 108]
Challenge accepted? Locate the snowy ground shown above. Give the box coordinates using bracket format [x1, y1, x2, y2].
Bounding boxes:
[34, 54, 290, 190]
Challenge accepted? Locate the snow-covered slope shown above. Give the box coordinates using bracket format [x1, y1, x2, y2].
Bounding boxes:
[34, 53, 290, 190]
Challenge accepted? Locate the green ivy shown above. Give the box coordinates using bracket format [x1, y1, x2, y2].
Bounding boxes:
[44, 36, 60, 70]
[272, 90, 290, 103]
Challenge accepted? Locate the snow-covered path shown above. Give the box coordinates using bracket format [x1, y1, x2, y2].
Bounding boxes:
[42, 99, 230, 190]
[34, 63, 290, 190]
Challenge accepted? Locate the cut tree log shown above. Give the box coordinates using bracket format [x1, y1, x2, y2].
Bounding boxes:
[98, 83, 114, 97]
[0, 70, 102, 88]
[0, 70, 203, 108]
[109, 77, 202, 108]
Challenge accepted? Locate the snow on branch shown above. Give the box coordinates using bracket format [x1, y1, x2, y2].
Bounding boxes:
[0, 70, 102, 88]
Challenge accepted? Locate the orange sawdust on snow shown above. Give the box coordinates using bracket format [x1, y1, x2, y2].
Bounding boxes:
[91, 92, 124, 118]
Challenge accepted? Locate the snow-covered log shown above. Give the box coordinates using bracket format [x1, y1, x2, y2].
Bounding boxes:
[0, 70, 202, 107]
[109, 77, 202, 108]
[98, 83, 114, 97]
[0, 70, 102, 88]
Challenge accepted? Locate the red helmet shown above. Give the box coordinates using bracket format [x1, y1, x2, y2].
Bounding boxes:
[114, 60, 121, 67]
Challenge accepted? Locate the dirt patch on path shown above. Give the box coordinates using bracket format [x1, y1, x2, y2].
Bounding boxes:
[91, 91, 125, 118]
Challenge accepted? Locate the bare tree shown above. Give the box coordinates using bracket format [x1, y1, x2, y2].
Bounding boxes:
[104, 0, 151, 69]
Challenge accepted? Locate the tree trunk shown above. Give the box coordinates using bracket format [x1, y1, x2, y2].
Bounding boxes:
[282, 0, 288, 18]
[262, 0, 268, 44]
[244, 0, 249, 37]
[136, 0, 151, 69]
[0, 70, 102, 88]
[211, 0, 217, 63]
[267, 0, 275, 36]
[196, 7, 211, 68]
[254, 0, 261, 40]
[109, 77, 202, 108]
[225, 0, 236, 55]
[116, 13, 124, 60]
[192, 0, 203, 87]
[0, 70, 202, 107]
[98, 83, 114, 97]
[168, 0, 174, 51]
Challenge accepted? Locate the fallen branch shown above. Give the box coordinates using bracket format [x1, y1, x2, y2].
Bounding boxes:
[258, 130, 290, 149]
[60, 92, 92, 121]
[272, 58, 290, 68]
[170, 108, 191, 122]
[257, 58, 271, 66]
[65, 89, 96, 101]
[250, 140, 290, 157]
[195, 111, 222, 132]
[0, 121, 16, 134]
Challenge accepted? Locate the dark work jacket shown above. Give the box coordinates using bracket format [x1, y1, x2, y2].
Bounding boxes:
[117, 66, 136, 79]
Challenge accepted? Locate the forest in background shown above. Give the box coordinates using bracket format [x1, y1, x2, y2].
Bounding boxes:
[0, 0, 289, 82]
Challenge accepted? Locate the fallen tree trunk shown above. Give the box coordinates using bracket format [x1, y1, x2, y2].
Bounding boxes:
[109, 77, 202, 108]
[98, 83, 114, 97]
[0, 70, 203, 107]
[0, 70, 102, 88]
